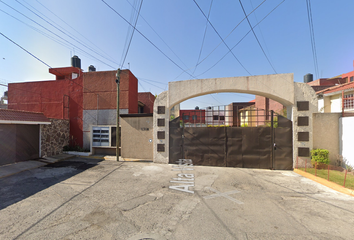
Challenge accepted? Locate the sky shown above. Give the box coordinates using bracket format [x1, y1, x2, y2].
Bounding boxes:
[1, 0, 354, 109]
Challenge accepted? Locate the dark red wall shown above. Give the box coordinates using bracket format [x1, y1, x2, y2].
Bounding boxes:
[138, 92, 155, 113]
[83, 69, 138, 113]
[180, 109, 206, 123]
[8, 71, 84, 147]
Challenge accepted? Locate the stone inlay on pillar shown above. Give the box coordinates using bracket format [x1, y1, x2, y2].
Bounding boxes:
[297, 116, 309, 126]
[157, 131, 165, 139]
[157, 118, 165, 127]
[298, 132, 309, 141]
[298, 147, 310, 157]
[297, 101, 309, 111]
[157, 106, 165, 114]
[157, 144, 165, 152]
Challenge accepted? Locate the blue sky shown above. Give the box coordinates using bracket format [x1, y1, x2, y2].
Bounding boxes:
[1, 0, 354, 109]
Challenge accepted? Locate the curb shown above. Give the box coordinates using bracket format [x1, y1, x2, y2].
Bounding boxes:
[41, 154, 76, 164]
[78, 155, 152, 162]
[294, 169, 354, 197]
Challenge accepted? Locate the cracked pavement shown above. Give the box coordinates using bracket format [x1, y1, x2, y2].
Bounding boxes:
[0, 157, 354, 239]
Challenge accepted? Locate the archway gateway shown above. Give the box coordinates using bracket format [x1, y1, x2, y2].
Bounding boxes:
[153, 73, 317, 169]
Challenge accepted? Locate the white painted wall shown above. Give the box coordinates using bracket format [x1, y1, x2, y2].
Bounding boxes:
[340, 116, 354, 167]
[318, 98, 324, 112]
[330, 95, 342, 113]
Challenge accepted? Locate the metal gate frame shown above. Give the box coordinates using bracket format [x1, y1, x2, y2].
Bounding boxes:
[169, 110, 293, 170]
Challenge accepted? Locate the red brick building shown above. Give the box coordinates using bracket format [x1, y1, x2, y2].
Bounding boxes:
[138, 92, 155, 113]
[8, 56, 155, 150]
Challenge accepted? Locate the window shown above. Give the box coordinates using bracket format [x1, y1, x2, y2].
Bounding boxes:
[241, 111, 246, 119]
[183, 115, 189, 120]
[92, 126, 119, 147]
[344, 93, 354, 109]
[219, 116, 225, 121]
[92, 127, 110, 147]
[213, 115, 218, 121]
[350, 77, 354, 82]
[192, 115, 197, 120]
[138, 106, 144, 113]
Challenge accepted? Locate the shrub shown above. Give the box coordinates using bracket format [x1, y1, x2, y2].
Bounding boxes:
[241, 123, 248, 127]
[311, 149, 329, 165]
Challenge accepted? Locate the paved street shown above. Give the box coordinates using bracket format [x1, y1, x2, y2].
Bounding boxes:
[1, 157, 354, 240]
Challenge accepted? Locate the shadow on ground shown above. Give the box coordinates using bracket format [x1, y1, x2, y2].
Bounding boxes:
[0, 158, 103, 210]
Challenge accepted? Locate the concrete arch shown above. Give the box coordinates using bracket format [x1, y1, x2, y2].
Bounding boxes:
[168, 74, 295, 108]
[153, 73, 318, 168]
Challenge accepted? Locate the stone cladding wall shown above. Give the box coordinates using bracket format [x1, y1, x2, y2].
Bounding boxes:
[41, 118, 70, 157]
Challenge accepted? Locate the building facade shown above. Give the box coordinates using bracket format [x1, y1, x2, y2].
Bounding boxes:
[8, 56, 154, 152]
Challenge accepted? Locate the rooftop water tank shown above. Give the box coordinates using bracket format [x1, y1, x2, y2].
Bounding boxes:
[88, 65, 96, 72]
[71, 55, 81, 69]
[304, 73, 313, 83]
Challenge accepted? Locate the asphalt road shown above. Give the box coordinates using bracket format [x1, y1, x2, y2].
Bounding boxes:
[0, 157, 353, 240]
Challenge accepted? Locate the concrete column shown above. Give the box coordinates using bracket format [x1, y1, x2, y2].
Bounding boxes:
[293, 83, 318, 167]
[153, 91, 169, 164]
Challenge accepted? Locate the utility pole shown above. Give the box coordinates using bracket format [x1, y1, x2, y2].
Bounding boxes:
[116, 68, 121, 161]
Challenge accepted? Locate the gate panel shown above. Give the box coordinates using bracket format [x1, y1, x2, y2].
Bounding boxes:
[169, 118, 183, 163]
[258, 127, 272, 169]
[274, 127, 293, 170]
[184, 127, 225, 166]
[169, 108, 293, 170]
[226, 128, 243, 167]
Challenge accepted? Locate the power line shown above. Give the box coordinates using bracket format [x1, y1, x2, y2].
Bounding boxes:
[193, 0, 252, 75]
[0, 8, 73, 50]
[193, 0, 213, 75]
[0, 32, 51, 68]
[124, 0, 192, 72]
[249, 0, 273, 66]
[174, 0, 266, 80]
[139, 78, 166, 91]
[13, 0, 119, 67]
[194, 0, 266, 72]
[306, 0, 319, 79]
[196, 0, 285, 77]
[238, 0, 277, 73]
[0, 1, 116, 69]
[33, 0, 118, 65]
[0, 32, 117, 110]
[120, 0, 143, 68]
[101, 0, 197, 79]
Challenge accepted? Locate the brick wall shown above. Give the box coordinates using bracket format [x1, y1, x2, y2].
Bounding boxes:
[8, 74, 84, 147]
[138, 92, 155, 113]
[83, 70, 138, 113]
[41, 118, 70, 157]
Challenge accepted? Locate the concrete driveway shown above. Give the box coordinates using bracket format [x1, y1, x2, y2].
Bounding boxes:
[0, 157, 353, 240]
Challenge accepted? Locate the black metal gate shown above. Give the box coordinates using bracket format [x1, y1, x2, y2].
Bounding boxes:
[169, 108, 293, 170]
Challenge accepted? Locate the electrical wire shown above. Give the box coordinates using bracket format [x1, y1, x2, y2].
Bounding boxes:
[193, 0, 252, 75]
[306, 0, 319, 79]
[120, 0, 143, 68]
[0, 1, 116, 69]
[124, 0, 191, 72]
[196, 0, 285, 77]
[0, 32, 115, 122]
[101, 0, 197, 79]
[34, 0, 118, 64]
[193, 0, 213, 75]
[13, 0, 119, 67]
[0, 9, 73, 50]
[249, 0, 273, 66]
[238, 0, 277, 73]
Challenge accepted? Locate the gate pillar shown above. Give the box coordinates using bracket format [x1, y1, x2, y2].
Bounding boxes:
[292, 83, 318, 168]
[153, 91, 170, 164]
